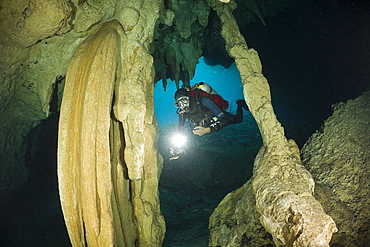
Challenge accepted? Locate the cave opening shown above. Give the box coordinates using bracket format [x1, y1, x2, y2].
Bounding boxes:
[155, 58, 262, 246]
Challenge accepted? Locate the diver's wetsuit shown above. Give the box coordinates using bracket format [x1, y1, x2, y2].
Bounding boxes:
[178, 97, 249, 132]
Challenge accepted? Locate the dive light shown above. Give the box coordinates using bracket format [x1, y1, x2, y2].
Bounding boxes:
[171, 133, 188, 147]
[169, 133, 188, 161]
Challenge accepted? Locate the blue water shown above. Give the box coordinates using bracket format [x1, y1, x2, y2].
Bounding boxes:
[154, 57, 244, 126]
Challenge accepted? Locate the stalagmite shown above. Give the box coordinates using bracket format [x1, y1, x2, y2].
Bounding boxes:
[208, 0, 337, 246]
[58, 2, 165, 244]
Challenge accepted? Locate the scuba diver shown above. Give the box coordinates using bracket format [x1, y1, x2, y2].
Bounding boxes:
[174, 82, 249, 136]
[169, 82, 249, 161]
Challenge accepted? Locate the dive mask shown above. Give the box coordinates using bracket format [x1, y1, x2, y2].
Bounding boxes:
[174, 96, 190, 113]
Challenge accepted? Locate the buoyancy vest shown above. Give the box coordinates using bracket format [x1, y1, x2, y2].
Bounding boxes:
[181, 97, 214, 127]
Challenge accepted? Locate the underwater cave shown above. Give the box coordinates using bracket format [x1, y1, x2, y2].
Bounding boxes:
[0, 0, 369, 246]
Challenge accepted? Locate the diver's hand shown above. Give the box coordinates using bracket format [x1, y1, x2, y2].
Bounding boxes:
[193, 126, 211, 136]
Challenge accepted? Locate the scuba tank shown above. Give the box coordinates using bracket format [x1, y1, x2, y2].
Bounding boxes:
[193, 82, 220, 95]
[191, 82, 229, 111]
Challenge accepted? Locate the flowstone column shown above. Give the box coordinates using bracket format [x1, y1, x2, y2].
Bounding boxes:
[58, 0, 165, 245]
[208, 1, 337, 246]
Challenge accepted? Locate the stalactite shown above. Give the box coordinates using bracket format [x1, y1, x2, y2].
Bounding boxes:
[208, 0, 337, 246]
[58, 18, 165, 247]
[58, 20, 122, 247]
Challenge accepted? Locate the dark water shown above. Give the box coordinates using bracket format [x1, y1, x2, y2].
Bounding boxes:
[158, 114, 262, 246]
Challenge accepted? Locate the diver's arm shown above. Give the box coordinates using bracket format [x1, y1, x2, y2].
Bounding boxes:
[178, 114, 186, 131]
[193, 126, 211, 136]
[209, 117, 229, 132]
[192, 118, 228, 136]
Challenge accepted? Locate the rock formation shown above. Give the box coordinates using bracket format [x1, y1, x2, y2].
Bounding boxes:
[208, 0, 336, 246]
[57, 0, 166, 245]
[301, 91, 370, 247]
[208, 91, 370, 247]
[0, 0, 75, 193]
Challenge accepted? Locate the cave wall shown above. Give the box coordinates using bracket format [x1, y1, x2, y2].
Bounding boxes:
[0, 0, 75, 193]
[301, 91, 370, 247]
[58, 17, 166, 245]
[151, 0, 291, 89]
[0, 0, 168, 245]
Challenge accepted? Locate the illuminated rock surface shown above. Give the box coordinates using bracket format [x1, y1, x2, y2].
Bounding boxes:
[57, 1, 166, 245]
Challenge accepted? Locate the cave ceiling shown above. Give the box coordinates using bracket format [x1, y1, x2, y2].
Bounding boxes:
[152, 0, 290, 90]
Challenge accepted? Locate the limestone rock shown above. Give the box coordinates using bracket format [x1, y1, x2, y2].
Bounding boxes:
[209, 181, 274, 246]
[0, 0, 83, 194]
[0, 28, 87, 194]
[58, 20, 125, 246]
[57, 1, 167, 246]
[209, 91, 370, 247]
[0, 0, 73, 47]
[159, 8, 175, 26]
[208, 1, 337, 246]
[251, 141, 337, 247]
[152, 0, 289, 87]
[168, 0, 198, 39]
[58, 19, 165, 246]
[301, 91, 370, 247]
[74, 0, 117, 32]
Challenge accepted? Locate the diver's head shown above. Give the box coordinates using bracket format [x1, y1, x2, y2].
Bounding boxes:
[174, 88, 190, 114]
[174, 88, 189, 100]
